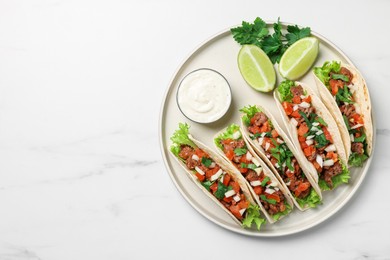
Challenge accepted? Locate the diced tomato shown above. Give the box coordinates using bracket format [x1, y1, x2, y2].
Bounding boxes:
[210, 182, 218, 193]
[298, 136, 306, 142]
[293, 95, 301, 104]
[222, 139, 232, 145]
[286, 171, 294, 178]
[223, 174, 231, 186]
[329, 79, 342, 96]
[223, 195, 233, 203]
[304, 146, 315, 157]
[297, 182, 310, 192]
[229, 205, 243, 220]
[266, 193, 280, 203]
[282, 102, 293, 115]
[248, 125, 261, 134]
[313, 161, 321, 171]
[355, 132, 361, 138]
[300, 141, 308, 149]
[352, 113, 364, 125]
[260, 121, 271, 132]
[253, 186, 263, 195]
[298, 123, 309, 136]
[302, 96, 311, 103]
[326, 151, 338, 162]
[240, 155, 249, 164]
[322, 127, 333, 142]
[206, 166, 219, 179]
[291, 110, 301, 118]
[270, 157, 278, 166]
[250, 116, 256, 125]
[194, 148, 207, 159]
[225, 149, 234, 161]
[195, 172, 205, 182]
[238, 166, 248, 174]
[231, 181, 240, 193]
[271, 129, 279, 138]
[238, 200, 249, 209]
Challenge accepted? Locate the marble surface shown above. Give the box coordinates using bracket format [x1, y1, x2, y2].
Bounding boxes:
[0, 0, 389, 259]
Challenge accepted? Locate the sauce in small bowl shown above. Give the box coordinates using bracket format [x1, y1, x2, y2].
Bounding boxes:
[176, 68, 232, 124]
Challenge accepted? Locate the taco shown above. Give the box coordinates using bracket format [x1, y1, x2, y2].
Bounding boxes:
[214, 124, 294, 223]
[170, 123, 266, 230]
[274, 80, 350, 191]
[313, 61, 373, 167]
[239, 105, 322, 210]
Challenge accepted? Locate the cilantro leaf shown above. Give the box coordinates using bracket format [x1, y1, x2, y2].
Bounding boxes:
[315, 116, 328, 127]
[315, 133, 329, 148]
[230, 17, 269, 47]
[353, 133, 366, 143]
[234, 148, 247, 156]
[201, 157, 212, 167]
[261, 177, 270, 187]
[214, 182, 232, 199]
[240, 163, 257, 170]
[201, 180, 213, 191]
[332, 73, 350, 82]
[298, 111, 312, 128]
[285, 25, 311, 45]
[260, 195, 277, 204]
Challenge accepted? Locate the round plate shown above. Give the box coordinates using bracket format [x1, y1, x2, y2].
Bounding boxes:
[159, 23, 376, 237]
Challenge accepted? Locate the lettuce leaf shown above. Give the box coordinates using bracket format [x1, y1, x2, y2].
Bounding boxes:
[242, 204, 266, 230]
[313, 61, 341, 86]
[272, 202, 292, 221]
[239, 105, 261, 126]
[170, 123, 196, 157]
[214, 124, 241, 150]
[319, 161, 350, 191]
[295, 188, 322, 208]
[349, 152, 368, 167]
[277, 80, 295, 102]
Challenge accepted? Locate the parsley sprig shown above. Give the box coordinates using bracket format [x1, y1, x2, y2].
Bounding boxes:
[231, 17, 311, 64]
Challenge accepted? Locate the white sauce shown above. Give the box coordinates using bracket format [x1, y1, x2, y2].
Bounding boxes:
[177, 69, 231, 123]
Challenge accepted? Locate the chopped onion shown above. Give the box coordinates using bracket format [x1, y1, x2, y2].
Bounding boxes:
[265, 188, 276, 194]
[290, 118, 298, 126]
[351, 124, 364, 130]
[191, 154, 199, 161]
[275, 163, 280, 168]
[233, 195, 241, 202]
[261, 132, 267, 138]
[285, 180, 291, 186]
[246, 152, 253, 161]
[316, 154, 323, 168]
[251, 157, 261, 167]
[210, 169, 223, 181]
[266, 154, 271, 159]
[300, 95, 306, 99]
[293, 104, 299, 111]
[224, 189, 236, 198]
[282, 161, 286, 168]
[306, 139, 314, 146]
[239, 208, 246, 216]
[311, 126, 319, 132]
[254, 167, 262, 175]
[265, 142, 270, 151]
[209, 162, 216, 168]
[233, 131, 241, 140]
[269, 181, 278, 187]
[325, 144, 336, 152]
[312, 122, 319, 127]
[195, 166, 205, 176]
[258, 137, 264, 145]
[277, 138, 284, 144]
[350, 134, 355, 142]
[250, 180, 262, 187]
[316, 130, 323, 135]
[306, 135, 315, 140]
[299, 102, 310, 108]
[323, 159, 334, 167]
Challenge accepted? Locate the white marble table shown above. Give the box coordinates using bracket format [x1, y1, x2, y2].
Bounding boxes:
[0, 0, 389, 259]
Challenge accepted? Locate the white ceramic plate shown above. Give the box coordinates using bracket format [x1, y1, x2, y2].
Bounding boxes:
[159, 23, 375, 237]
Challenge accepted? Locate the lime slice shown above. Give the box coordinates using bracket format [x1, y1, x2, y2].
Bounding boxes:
[238, 45, 276, 92]
[279, 37, 319, 80]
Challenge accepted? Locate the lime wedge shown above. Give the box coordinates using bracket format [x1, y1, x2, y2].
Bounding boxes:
[279, 37, 319, 80]
[238, 45, 276, 92]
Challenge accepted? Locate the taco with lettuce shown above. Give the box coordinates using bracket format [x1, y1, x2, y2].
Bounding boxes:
[239, 105, 322, 209]
[313, 61, 373, 167]
[170, 123, 266, 230]
[214, 124, 294, 223]
[274, 80, 350, 191]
